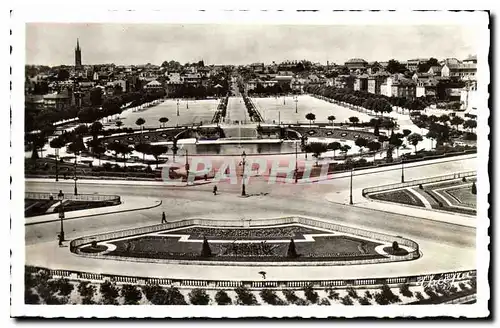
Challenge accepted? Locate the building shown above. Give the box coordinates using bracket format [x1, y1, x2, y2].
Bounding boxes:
[75, 39, 82, 69]
[345, 58, 368, 71]
[441, 62, 477, 80]
[416, 78, 438, 98]
[353, 74, 369, 92]
[427, 66, 442, 76]
[367, 72, 390, 95]
[43, 93, 71, 110]
[406, 58, 429, 72]
[460, 80, 478, 111]
[463, 55, 477, 64]
[380, 74, 416, 99]
[144, 80, 163, 91]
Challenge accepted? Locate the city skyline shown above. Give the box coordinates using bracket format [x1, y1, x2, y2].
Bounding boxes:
[26, 24, 479, 66]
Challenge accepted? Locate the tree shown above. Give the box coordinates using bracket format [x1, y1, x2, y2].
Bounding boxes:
[340, 144, 351, 159]
[164, 286, 187, 305]
[77, 281, 96, 304]
[407, 133, 423, 153]
[303, 284, 319, 304]
[215, 290, 232, 305]
[188, 289, 211, 305]
[438, 114, 450, 125]
[402, 129, 412, 137]
[349, 116, 359, 126]
[399, 284, 413, 298]
[115, 121, 123, 128]
[159, 117, 169, 128]
[305, 112, 316, 126]
[386, 59, 407, 74]
[450, 116, 464, 130]
[93, 144, 106, 166]
[463, 119, 477, 132]
[373, 123, 380, 136]
[120, 284, 142, 305]
[90, 121, 103, 141]
[201, 236, 212, 257]
[149, 144, 169, 168]
[90, 88, 103, 107]
[305, 142, 328, 166]
[235, 286, 258, 305]
[134, 143, 152, 163]
[57, 69, 70, 81]
[287, 238, 298, 258]
[135, 117, 146, 135]
[327, 141, 342, 157]
[99, 280, 119, 305]
[392, 241, 399, 251]
[355, 137, 368, 153]
[327, 115, 336, 127]
[367, 141, 382, 161]
[471, 181, 477, 195]
[260, 289, 285, 305]
[341, 295, 354, 305]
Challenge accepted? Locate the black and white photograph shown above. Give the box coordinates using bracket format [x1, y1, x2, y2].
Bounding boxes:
[8, 8, 490, 319]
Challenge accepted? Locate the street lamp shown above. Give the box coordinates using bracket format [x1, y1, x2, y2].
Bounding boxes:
[57, 190, 65, 243]
[185, 149, 190, 184]
[401, 156, 405, 183]
[349, 167, 354, 205]
[295, 142, 299, 183]
[177, 99, 180, 117]
[294, 96, 298, 114]
[241, 151, 247, 196]
[55, 148, 59, 182]
[73, 153, 78, 195]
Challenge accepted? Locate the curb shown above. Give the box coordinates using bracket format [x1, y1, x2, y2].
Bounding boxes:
[25, 200, 163, 226]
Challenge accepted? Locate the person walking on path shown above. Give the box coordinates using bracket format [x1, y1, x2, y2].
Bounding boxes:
[213, 185, 218, 196]
[161, 212, 167, 224]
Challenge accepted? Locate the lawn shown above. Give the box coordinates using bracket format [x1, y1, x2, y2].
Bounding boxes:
[251, 95, 373, 125]
[117, 99, 219, 129]
[369, 189, 425, 208]
[104, 224, 386, 262]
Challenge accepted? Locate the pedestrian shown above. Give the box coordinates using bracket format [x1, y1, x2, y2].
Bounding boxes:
[161, 211, 166, 223]
[213, 185, 218, 195]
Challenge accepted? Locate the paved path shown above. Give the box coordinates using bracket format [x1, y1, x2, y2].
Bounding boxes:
[23, 156, 477, 280]
[226, 96, 247, 124]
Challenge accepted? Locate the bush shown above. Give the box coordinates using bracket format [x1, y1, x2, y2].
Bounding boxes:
[303, 284, 319, 304]
[120, 284, 142, 305]
[418, 184, 423, 190]
[346, 287, 359, 299]
[188, 288, 211, 305]
[364, 290, 373, 299]
[165, 286, 187, 305]
[319, 298, 331, 305]
[415, 291, 424, 301]
[399, 284, 413, 298]
[424, 287, 439, 300]
[283, 289, 299, 304]
[471, 182, 477, 195]
[99, 280, 119, 305]
[340, 295, 354, 305]
[78, 281, 96, 304]
[392, 241, 399, 251]
[327, 289, 340, 300]
[462, 176, 467, 182]
[259, 289, 285, 305]
[358, 297, 371, 305]
[235, 286, 258, 305]
[215, 290, 232, 305]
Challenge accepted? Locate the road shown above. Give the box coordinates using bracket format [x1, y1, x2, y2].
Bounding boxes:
[23, 156, 477, 280]
[226, 96, 247, 124]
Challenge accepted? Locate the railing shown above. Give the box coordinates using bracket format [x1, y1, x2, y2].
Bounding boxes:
[25, 264, 476, 290]
[362, 171, 476, 196]
[25, 192, 120, 203]
[69, 216, 420, 265]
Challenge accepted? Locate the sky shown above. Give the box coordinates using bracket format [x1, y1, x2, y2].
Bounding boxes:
[25, 24, 479, 66]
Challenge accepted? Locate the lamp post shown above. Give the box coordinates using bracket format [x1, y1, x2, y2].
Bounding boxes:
[177, 99, 180, 117]
[57, 190, 65, 243]
[401, 156, 405, 183]
[349, 167, 354, 205]
[294, 96, 298, 114]
[186, 98, 189, 109]
[295, 142, 298, 183]
[73, 153, 78, 195]
[241, 151, 247, 196]
[55, 148, 59, 182]
[185, 149, 190, 185]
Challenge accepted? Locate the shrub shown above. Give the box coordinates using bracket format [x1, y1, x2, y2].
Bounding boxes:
[235, 286, 258, 305]
[346, 287, 359, 299]
[462, 176, 467, 182]
[358, 297, 371, 305]
[283, 290, 299, 304]
[415, 291, 424, 301]
[378, 284, 401, 304]
[424, 287, 439, 300]
[392, 241, 399, 251]
[259, 289, 285, 305]
[303, 284, 319, 304]
[319, 298, 331, 305]
[340, 295, 353, 305]
[165, 286, 187, 305]
[287, 238, 298, 258]
[419, 184, 423, 189]
[328, 290, 340, 300]
[471, 182, 477, 195]
[364, 290, 373, 299]
[99, 280, 119, 305]
[200, 237, 212, 257]
[459, 282, 468, 292]
[188, 288, 211, 305]
[399, 284, 413, 298]
[78, 281, 96, 304]
[215, 290, 232, 305]
[120, 284, 142, 305]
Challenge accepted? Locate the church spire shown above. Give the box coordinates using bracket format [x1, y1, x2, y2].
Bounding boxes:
[76, 38, 80, 51]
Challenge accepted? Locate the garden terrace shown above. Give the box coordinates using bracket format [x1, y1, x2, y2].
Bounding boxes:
[98, 127, 190, 145]
[289, 126, 376, 141]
